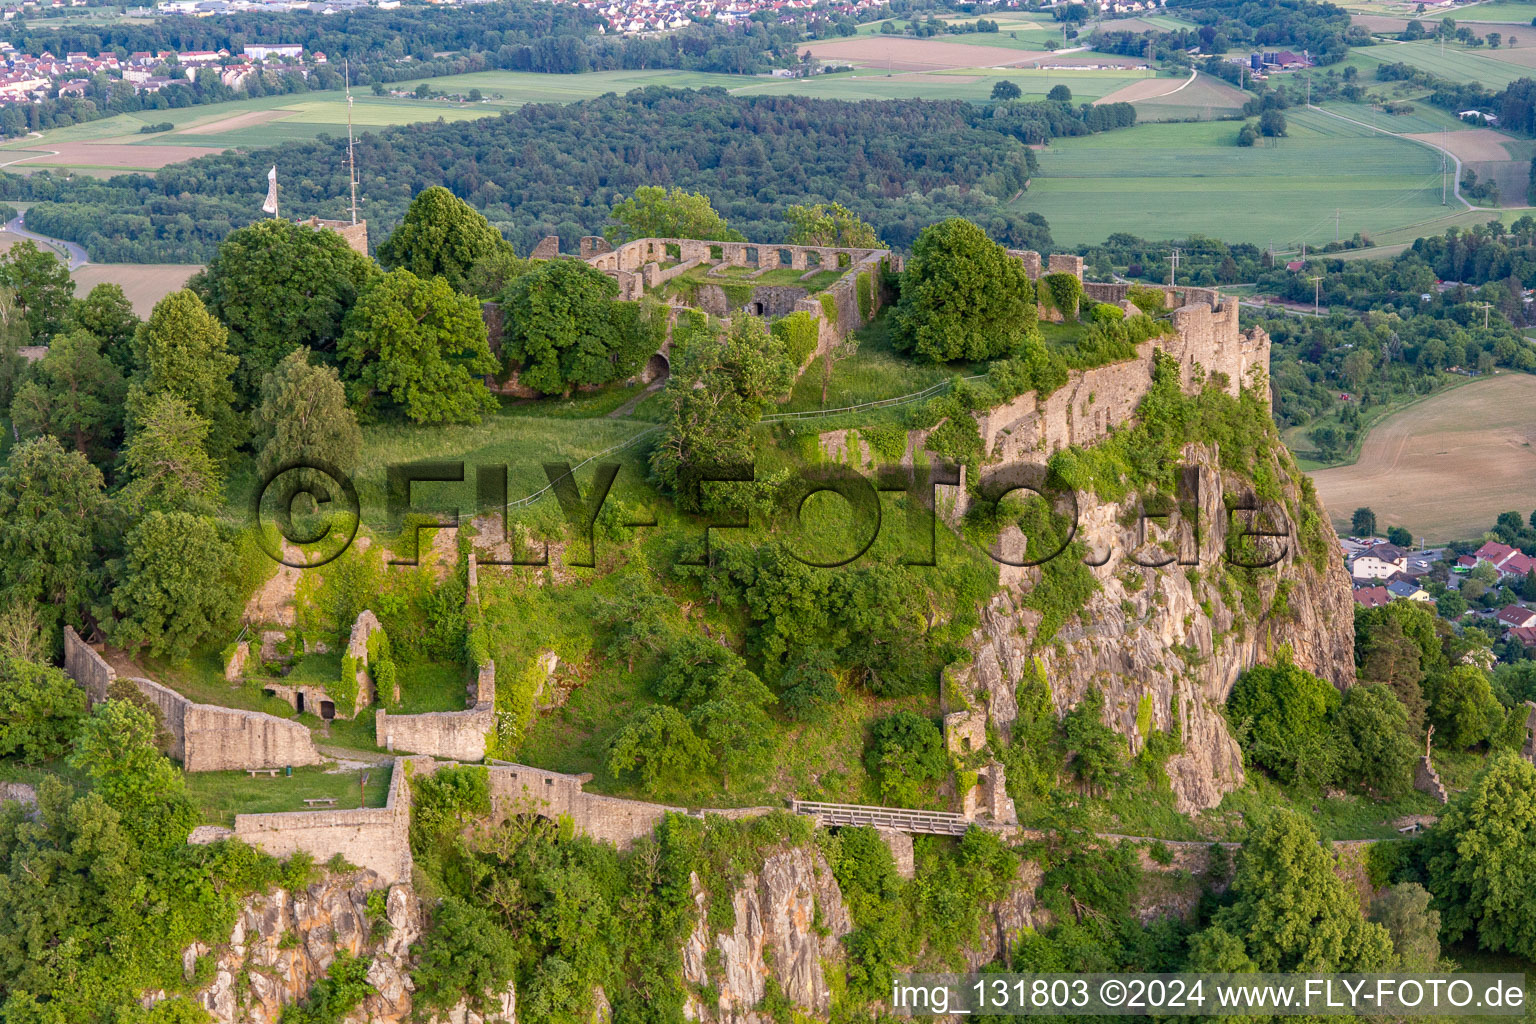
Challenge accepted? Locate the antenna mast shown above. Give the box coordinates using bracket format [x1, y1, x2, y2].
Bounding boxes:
[346, 58, 358, 226]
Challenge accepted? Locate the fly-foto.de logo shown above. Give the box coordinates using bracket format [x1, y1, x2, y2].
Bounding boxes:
[251, 459, 1293, 572]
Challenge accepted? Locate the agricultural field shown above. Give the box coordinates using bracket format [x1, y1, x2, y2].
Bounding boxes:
[72, 263, 201, 315]
[1102, 69, 1250, 120]
[1307, 373, 1536, 540]
[1339, 39, 1535, 88]
[1430, 0, 1536, 22]
[799, 35, 1148, 70]
[1015, 108, 1449, 247]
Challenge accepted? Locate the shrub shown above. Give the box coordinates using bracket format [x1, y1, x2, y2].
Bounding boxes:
[769, 310, 819, 368]
[865, 711, 947, 805]
[1227, 656, 1339, 786]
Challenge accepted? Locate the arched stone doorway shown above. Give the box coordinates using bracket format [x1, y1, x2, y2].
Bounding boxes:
[642, 352, 670, 384]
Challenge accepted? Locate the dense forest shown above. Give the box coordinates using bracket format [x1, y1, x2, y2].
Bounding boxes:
[2, 89, 1111, 260]
[0, 0, 833, 135]
[1094, 0, 1366, 64]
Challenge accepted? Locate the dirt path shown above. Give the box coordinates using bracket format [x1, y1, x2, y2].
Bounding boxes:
[608, 377, 666, 418]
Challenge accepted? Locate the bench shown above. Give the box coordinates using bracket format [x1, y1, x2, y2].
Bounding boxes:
[246, 768, 280, 778]
[303, 797, 337, 807]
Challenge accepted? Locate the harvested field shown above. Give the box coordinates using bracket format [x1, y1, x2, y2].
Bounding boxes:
[6, 139, 224, 171]
[800, 36, 1050, 69]
[1405, 128, 1515, 162]
[175, 108, 294, 135]
[1308, 374, 1536, 541]
[72, 264, 201, 315]
[1094, 72, 1192, 104]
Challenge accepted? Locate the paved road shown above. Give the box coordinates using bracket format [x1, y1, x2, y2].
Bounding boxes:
[3, 212, 88, 268]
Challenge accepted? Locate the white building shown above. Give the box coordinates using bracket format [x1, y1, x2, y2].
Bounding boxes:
[243, 43, 303, 60]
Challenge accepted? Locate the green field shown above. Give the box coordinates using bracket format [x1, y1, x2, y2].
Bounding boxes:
[1316, 98, 1473, 134]
[1342, 39, 1534, 87]
[1435, 0, 1536, 22]
[1017, 109, 1450, 247]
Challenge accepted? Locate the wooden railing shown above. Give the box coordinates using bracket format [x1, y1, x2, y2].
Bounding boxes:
[790, 799, 972, 836]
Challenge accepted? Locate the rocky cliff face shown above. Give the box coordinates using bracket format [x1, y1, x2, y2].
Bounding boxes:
[166, 871, 514, 1024]
[953, 442, 1355, 813]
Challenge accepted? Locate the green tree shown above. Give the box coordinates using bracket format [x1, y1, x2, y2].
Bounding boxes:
[1427, 664, 1500, 749]
[1351, 506, 1377, 536]
[64, 283, 140, 371]
[67, 698, 195, 845]
[1331, 684, 1416, 798]
[891, 218, 1036, 363]
[1062, 687, 1125, 792]
[1259, 109, 1288, 137]
[1423, 754, 1536, 958]
[411, 897, 519, 1019]
[338, 269, 498, 424]
[1202, 809, 1394, 970]
[0, 239, 75, 340]
[376, 185, 523, 296]
[1227, 657, 1340, 786]
[990, 79, 1022, 101]
[0, 436, 111, 646]
[865, 710, 947, 805]
[110, 511, 240, 661]
[607, 704, 714, 791]
[1047, 83, 1072, 102]
[252, 348, 362, 478]
[1370, 883, 1442, 971]
[499, 258, 662, 395]
[1386, 525, 1413, 547]
[1437, 589, 1468, 620]
[650, 314, 794, 515]
[0, 654, 88, 764]
[605, 185, 743, 244]
[8, 328, 126, 465]
[192, 218, 377, 395]
[783, 202, 880, 248]
[128, 289, 241, 463]
[118, 393, 222, 516]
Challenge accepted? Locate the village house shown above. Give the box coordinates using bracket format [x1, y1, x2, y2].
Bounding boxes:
[1495, 604, 1536, 630]
[1474, 540, 1536, 578]
[1353, 586, 1391, 609]
[1349, 542, 1409, 580]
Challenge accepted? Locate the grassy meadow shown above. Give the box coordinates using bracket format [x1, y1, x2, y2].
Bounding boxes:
[1017, 108, 1450, 247]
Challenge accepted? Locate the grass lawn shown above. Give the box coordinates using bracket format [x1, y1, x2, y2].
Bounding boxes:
[184, 762, 392, 826]
[223, 401, 656, 532]
[1018, 109, 1448, 248]
[395, 660, 472, 714]
[782, 312, 968, 413]
[1316, 98, 1473, 135]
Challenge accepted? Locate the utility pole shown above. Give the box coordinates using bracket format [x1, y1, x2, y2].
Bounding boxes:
[345, 59, 358, 226]
[1168, 247, 1181, 286]
[1441, 128, 1448, 205]
[1309, 273, 1323, 314]
[1475, 301, 1492, 329]
[1334, 208, 1340, 243]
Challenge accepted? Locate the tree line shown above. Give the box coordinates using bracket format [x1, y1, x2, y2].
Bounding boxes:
[5, 89, 1079, 261]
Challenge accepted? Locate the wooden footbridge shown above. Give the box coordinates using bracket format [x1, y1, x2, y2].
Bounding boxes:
[789, 800, 974, 836]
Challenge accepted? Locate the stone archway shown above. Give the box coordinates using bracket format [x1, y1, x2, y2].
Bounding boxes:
[642, 352, 670, 384]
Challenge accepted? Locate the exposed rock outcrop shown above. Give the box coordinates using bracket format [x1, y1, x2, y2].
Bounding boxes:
[955, 442, 1354, 813]
[683, 845, 851, 1022]
[176, 872, 513, 1024]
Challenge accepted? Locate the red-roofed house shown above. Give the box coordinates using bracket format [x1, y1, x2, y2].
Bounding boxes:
[1496, 605, 1536, 629]
[1354, 586, 1391, 608]
[1508, 626, 1536, 647]
[1474, 540, 1536, 578]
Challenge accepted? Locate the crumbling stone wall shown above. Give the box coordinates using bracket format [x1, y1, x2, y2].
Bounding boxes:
[376, 707, 493, 762]
[220, 756, 414, 884]
[63, 626, 113, 703]
[63, 626, 322, 772]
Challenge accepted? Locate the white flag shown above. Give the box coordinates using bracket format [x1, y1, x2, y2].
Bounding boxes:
[261, 165, 278, 215]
